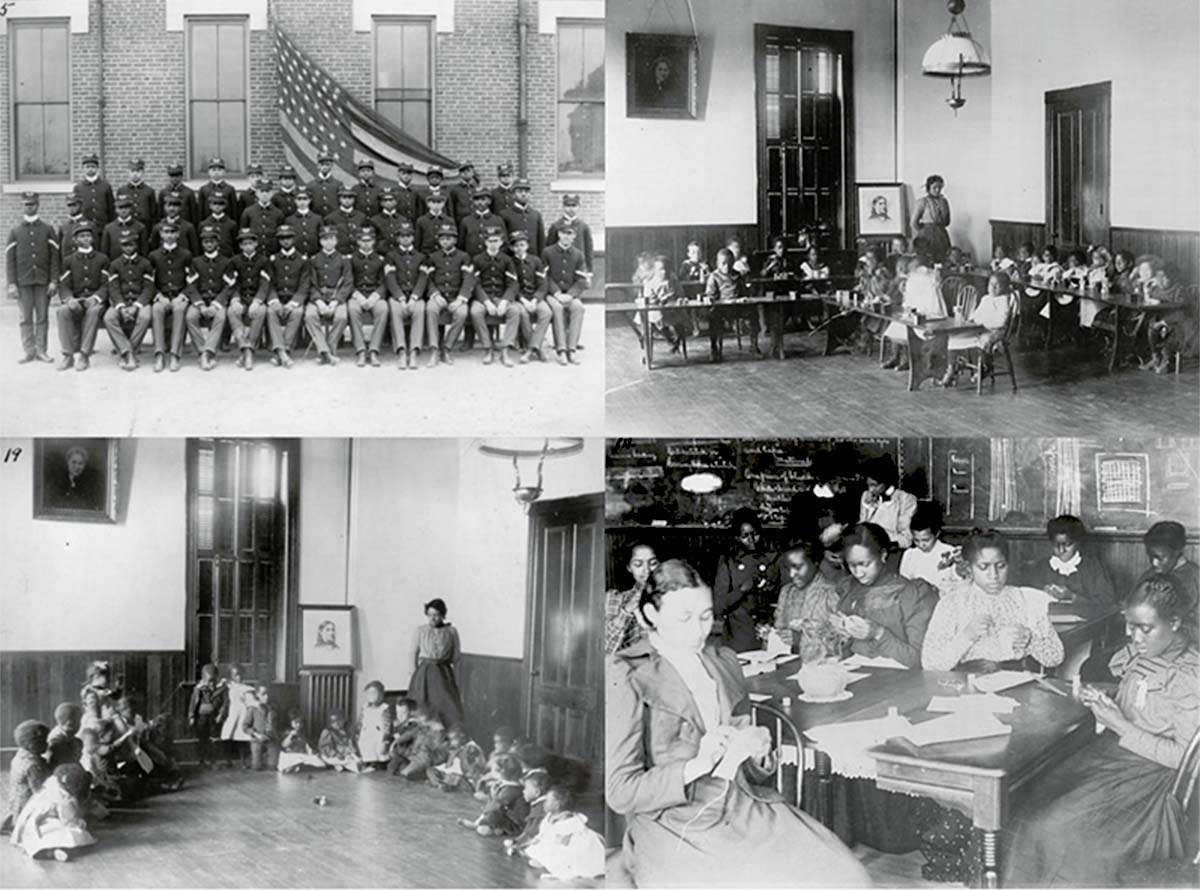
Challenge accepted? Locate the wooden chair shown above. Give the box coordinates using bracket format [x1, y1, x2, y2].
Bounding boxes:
[939, 275, 963, 309]
[954, 282, 980, 320]
[605, 282, 689, 363]
[749, 700, 804, 809]
[957, 292, 1019, 395]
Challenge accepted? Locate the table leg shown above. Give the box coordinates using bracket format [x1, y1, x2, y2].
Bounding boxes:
[640, 304, 653, 371]
[814, 748, 834, 829]
[1109, 304, 1122, 373]
[980, 828, 1000, 888]
[774, 305, 786, 360]
[906, 327, 921, 392]
[1044, 298, 1053, 353]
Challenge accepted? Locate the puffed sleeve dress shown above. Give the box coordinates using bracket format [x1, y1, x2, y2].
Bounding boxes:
[407, 623, 465, 728]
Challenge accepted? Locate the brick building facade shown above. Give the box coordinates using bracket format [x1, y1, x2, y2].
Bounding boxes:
[1, 0, 604, 288]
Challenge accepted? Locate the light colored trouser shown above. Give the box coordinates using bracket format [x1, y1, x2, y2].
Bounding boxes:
[57, 297, 104, 356]
[518, 299, 552, 350]
[425, 293, 469, 351]
[470, 298, 520, 349]
[266, 301, 305, 352]
[185, 301, 227, 355]
[389, 297, 427, 352]
[152, 293, 188, 356]
[547, 293, 585, 351]
[348, 293, 388, 353]
[304, 302, 349, 355]
[16, 285, 50, 356]
[228, 297, 267, 350]
[103, 303, 152, 356]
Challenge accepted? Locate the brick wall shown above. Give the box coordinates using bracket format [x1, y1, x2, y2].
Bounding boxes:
[1, 0, 604, 289]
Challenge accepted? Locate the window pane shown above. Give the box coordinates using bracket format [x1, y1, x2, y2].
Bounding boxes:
[558, 25, 582, 97]
[42, 104, 70, 175]
[217, 23, 245, 100]
[197, 448, 214, 493]
[238, 498, 252, 550]
[239, 614, 254, 665]
[765, 47, 779, 94]
[15, 106, 46, 177]
[581, 24, 604, 101]
[41, 26, 68, 102]
[191, 103, 220, 176]
[377, 99, 403, 129]
[13, 27, 44, 102]
[217, 102, 246, 173]
[254, 506, 273, 552]
[219, 561, 235, 610]
[402, 101, 430, 145]
[239, 560, 255, 611]
[218, 614, 235, 663]
[198, 560, 214, 613]
[766, 93, 780, 140]
[197, 615, 213, 664]
[401, 23, 429, 89]
[557, 102, 603, 175]
[376, 22, 402, 88]
[190, 24, 218, 99]
[197, 494, 214, 550]
[216, 497, 234, 552]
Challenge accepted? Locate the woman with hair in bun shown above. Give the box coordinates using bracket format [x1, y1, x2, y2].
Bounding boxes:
[606, 559, 869, 888]
[407, 598, 464, 729]
[910, 174, 952, 263]
[1004, 574, 1200, 886]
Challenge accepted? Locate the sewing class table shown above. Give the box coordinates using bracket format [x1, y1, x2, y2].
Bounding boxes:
[744, 657, 1095, 889]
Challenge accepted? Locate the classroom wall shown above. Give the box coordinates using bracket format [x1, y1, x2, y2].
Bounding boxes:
[898, 0, 993, 261]
[990, 0, 1200, 231]
[605, 0, 898, 227]
[0, 438, 188, 652]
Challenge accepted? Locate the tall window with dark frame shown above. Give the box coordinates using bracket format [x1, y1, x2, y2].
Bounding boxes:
[10, 20, 70, 180]
[186, 18, 249, 178]
[374, 18, 433, 146]
[188, 440, 292, 681]
[556, 20, 604, 177]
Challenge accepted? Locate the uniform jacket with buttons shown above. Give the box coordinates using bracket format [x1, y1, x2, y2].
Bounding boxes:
[472, 250, 518, 302]
[57, 216, 87, 268]
[415, 213, 453, 256]
[349, 250, 387, 297]
[542, 244, 588, 298]
[59, 250, 110, 302]
[73, 177, 115, 225]
[198, 180, 240, 224]
[187, 252, 233, 305]
[241, 203, 286, 257]
[309, 251, 354, 304]
[283, 211, 323, 259]
[392, 184, 424, 223]
[512, 254, 548, 301]
[267, 250, 311, 305]
[449, 179, 480, 223]
[149, 246, 194, 297]
[158, 185, 199, 229]
[106, 254, 155, 305]
[384, 247, 427, 299]
[459, 213, 508, 259]
[491, 185, 517, 218]
[224, 252, 271, 302]
[501, 205, 545, 258]
[122, 181, 158, 228]
[101, 217, 148, 260]
[423, 249, 473, 302]
[549, 216, 594, 272]
[351, 180, 383, 218]
[271, 188, 298, 221]
[370, 212, 407, 255]
[6, 218, 60, 287]
[307, 175, 342, 219]
[149, 217, 199, 257]
[324, 208, 367, 256]
[199, 215, 238, 258]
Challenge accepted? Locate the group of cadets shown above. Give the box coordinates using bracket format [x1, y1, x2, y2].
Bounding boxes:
[7, 154, 593, 372]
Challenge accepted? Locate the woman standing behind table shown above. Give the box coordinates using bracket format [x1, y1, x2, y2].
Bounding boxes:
[1019, 514, 1117, 606]
[922, 529, 1064, 673]
[910, 174, 952, 263]
[606, 560, 869, 889]
[858, 455, 918, 551]
[1004, 575, 1200, 886]
[713, 508, 780, 653]
[407, 598, 464, 729]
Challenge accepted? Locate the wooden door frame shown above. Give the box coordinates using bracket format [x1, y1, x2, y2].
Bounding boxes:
[753, 23, 856, 250]
[521, 492, 604, 746]
[1044, 80, 1111, 247]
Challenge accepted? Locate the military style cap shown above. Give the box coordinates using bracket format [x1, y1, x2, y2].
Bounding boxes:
[164, 192, 183, 206]
[65, 194, 82, 207]
[356, 159, 375, 171]
[396, 220, 415, 235]
[397, 161, 414, 173]
[514, 177, 532, 190]
[436, 222, 458, 238]
[509, 230, 530, 245]
[562, 193, 580, 206]
[319, 224, 339, 237]
[115, 192, 133, 207]
[236, 228, 258, 243]
[247, 162, 264, 175]
[379, 186, 397, 199]
[74, 221, 96, 236]
[20, 191, 38, 203]
[483, 225, 505, 239]
[471, 188, 492, 201]
[459, 162, 475, 172]
[119, 231, 139, 245]
[129, 158, 145, 170]
[426, 166, 444, 179]
[167, 163, 184, 176]
[199, 225, 220, 240]
[82, 153, 100, 165]
[357, 225, 376, 239]
[275, 225, 295, 238]
[337, 186, 356, 198]
[208, 192, 227, 204]
[279, 164, 297, 179]
[256, 179, 276, 191]
[295, 185, 312, 197]
[207, 157, 226, 169]
[317, 151, 335, 163]
[497, 163, 514, 177]
[426, 192, 446, 203]
[159, 220, 179, 233]
[555, 220, 577, 233]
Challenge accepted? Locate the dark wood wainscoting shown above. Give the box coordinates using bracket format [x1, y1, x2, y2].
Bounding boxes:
[457, 652, 527, 750]
[606, 223, 760, 287]
[990, 219, 1047, 254]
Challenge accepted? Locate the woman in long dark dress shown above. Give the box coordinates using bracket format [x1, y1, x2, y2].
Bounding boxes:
[1004, 574, 1199, 886]
[910, 174, 952, 263]
[407, 598, 465, 729]
[606, 560, 869, 888]
[712, 508, 779, 652]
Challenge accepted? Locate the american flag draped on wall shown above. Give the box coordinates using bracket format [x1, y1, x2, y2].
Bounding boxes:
[274, 27, 458, 185]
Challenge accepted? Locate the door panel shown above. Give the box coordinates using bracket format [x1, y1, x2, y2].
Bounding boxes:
[1046, 82, 1110, 248]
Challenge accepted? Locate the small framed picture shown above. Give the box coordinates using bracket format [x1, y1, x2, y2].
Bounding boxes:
[856, 183, 907, 239]
[33, 439, 118, 523]
[299, 605, 356, 669]
[626, 33, 699, 119]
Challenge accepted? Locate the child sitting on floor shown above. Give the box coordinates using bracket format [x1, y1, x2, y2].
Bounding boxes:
[318, 710, 362, 773]
[46, 703, 83, 770]
[475, 726, 519, 800]
[357, 681, 393, 771]
[457, 753, 529, 837]
[503, 768, 551, 856]
[278, 710, 326, 773]
[10, 764, 96, 862]
[429, 724, 487, 792]
[78, 727, 122, 803]
[2, 720, 51, 834]
[396, 708, 448, 781]
[521, 786, 606, 880]
[241, 685, 278, 771]
[218, 663, 252, 769]
[940, 271, 1014, 387]
[387, 698, 421, 775]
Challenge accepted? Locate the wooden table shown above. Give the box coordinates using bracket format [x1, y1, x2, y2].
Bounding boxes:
[745, 658, 1095, 888]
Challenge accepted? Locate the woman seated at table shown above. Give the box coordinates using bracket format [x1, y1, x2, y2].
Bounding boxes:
[921, 529, 1065, 673]
[773, 540, 843, 651]
[837, 523, 938, 669]
[1003, 574, 1199, 887]
[1019, 514, 1117, 605]
[857, 455, 918, 550]
[713, 508, 779, 653]
[606, 559, 870, 889]
[1138, 520, 1199, 616]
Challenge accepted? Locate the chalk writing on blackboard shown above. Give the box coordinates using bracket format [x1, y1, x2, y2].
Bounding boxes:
[607, 466, 664, 489]
[1096, 453, 1150, 515]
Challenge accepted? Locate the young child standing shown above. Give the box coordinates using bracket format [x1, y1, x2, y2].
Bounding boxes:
[218, 663, 252, 768]
[78, 727, 122, 803]
[357, 681, 393, 771]
[188, 663, 226, 769]
[10, 764, 96, 861]
[241, 685, 277, 771]
[278, 711, 326, 774]
[2, 721, 51, 834]
[457, 753, 529, 836]
[46, 703, 83, 770]
[319, 711, 363, 773]
[899, 502, 963, 595]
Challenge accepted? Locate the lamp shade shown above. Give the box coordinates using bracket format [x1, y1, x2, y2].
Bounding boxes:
[922, 32, 991, 77]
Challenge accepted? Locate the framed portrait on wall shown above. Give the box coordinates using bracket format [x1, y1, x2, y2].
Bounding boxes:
[300, 605, 355, 669]
[856, 183, 907, 239]
[33, 439, 118, 523]
[626, 33, 699, 119]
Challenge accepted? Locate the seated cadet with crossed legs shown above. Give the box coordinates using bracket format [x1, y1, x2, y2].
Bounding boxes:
[225, 228, 271, 370]
[424, 223, 473, 368]
[346, 226, 389, 368]
[55, 221, 108, 372]
[101, 232, 153, 372]
[264, 224, 309, 369]
[510, 230, 552, 364]
[304, 225, 351, 365]
[470, 226, 521, 368]
[184, 225, 230, 371]
[383, 220, 427, 371]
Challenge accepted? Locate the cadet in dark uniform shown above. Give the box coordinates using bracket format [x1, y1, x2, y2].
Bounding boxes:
[185, 225, 231, 371]
[148, 221, 193, 372]
[423, 166, 449, 210]
[122, 158, 158, 229]
[371, 187, 407, 255]
[346, 226, 389, 367]
[58, 194, 87, 269]
[351, 159, 383, 218]
[501, 178, 545, 258]
[74, 153, 115, 226]
[265, 224, 310, 368]
[423, 223, 473, 368]
[394, 162, 424, 222]
[305, 224, 352, 364]
[198, 157, 240, 222]
[241, 180, 285, 256]
[150, 193, 199, 256]
[415, 193, 453, 255]
[470, 225, 520, 367]
[459, 189, 507, 259]
[101, 194, 147, 258]
[383, 220, 427, 370]
[6, 192, 60, 362]
[55, 221, 109, 371]
[491, 163, 518, 217]
[548, 194, 594, 273]
[272, 165, 300, 219]
[510, 230, 552, 364]
[159, 164, 199, 230]
[308, 151, 343, 219]
[225, 229, 271, 370]
[199, 192, 238, 257]
[102, 232, 153, 372]
[239, 162, 265, 215]
[325, 187, 367, 256]
[543, 223, 588, 365]
[284, 187, 322, 258]
[449, 161, 481, 223]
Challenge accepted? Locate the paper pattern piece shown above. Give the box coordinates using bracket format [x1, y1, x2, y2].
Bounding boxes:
[842, 654, 908, 670]
[803, 713, 913, 779]
[971, 670, 1040, 693]
[927, 694, 1018, 714]
[901, 711, 1012, 747]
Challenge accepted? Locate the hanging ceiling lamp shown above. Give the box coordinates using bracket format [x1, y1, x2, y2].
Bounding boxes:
[478, 437, 585, 510]
[921, 0, 991, 114]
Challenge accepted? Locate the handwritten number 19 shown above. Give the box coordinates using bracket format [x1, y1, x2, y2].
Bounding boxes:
[4, 447, 21, 463]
